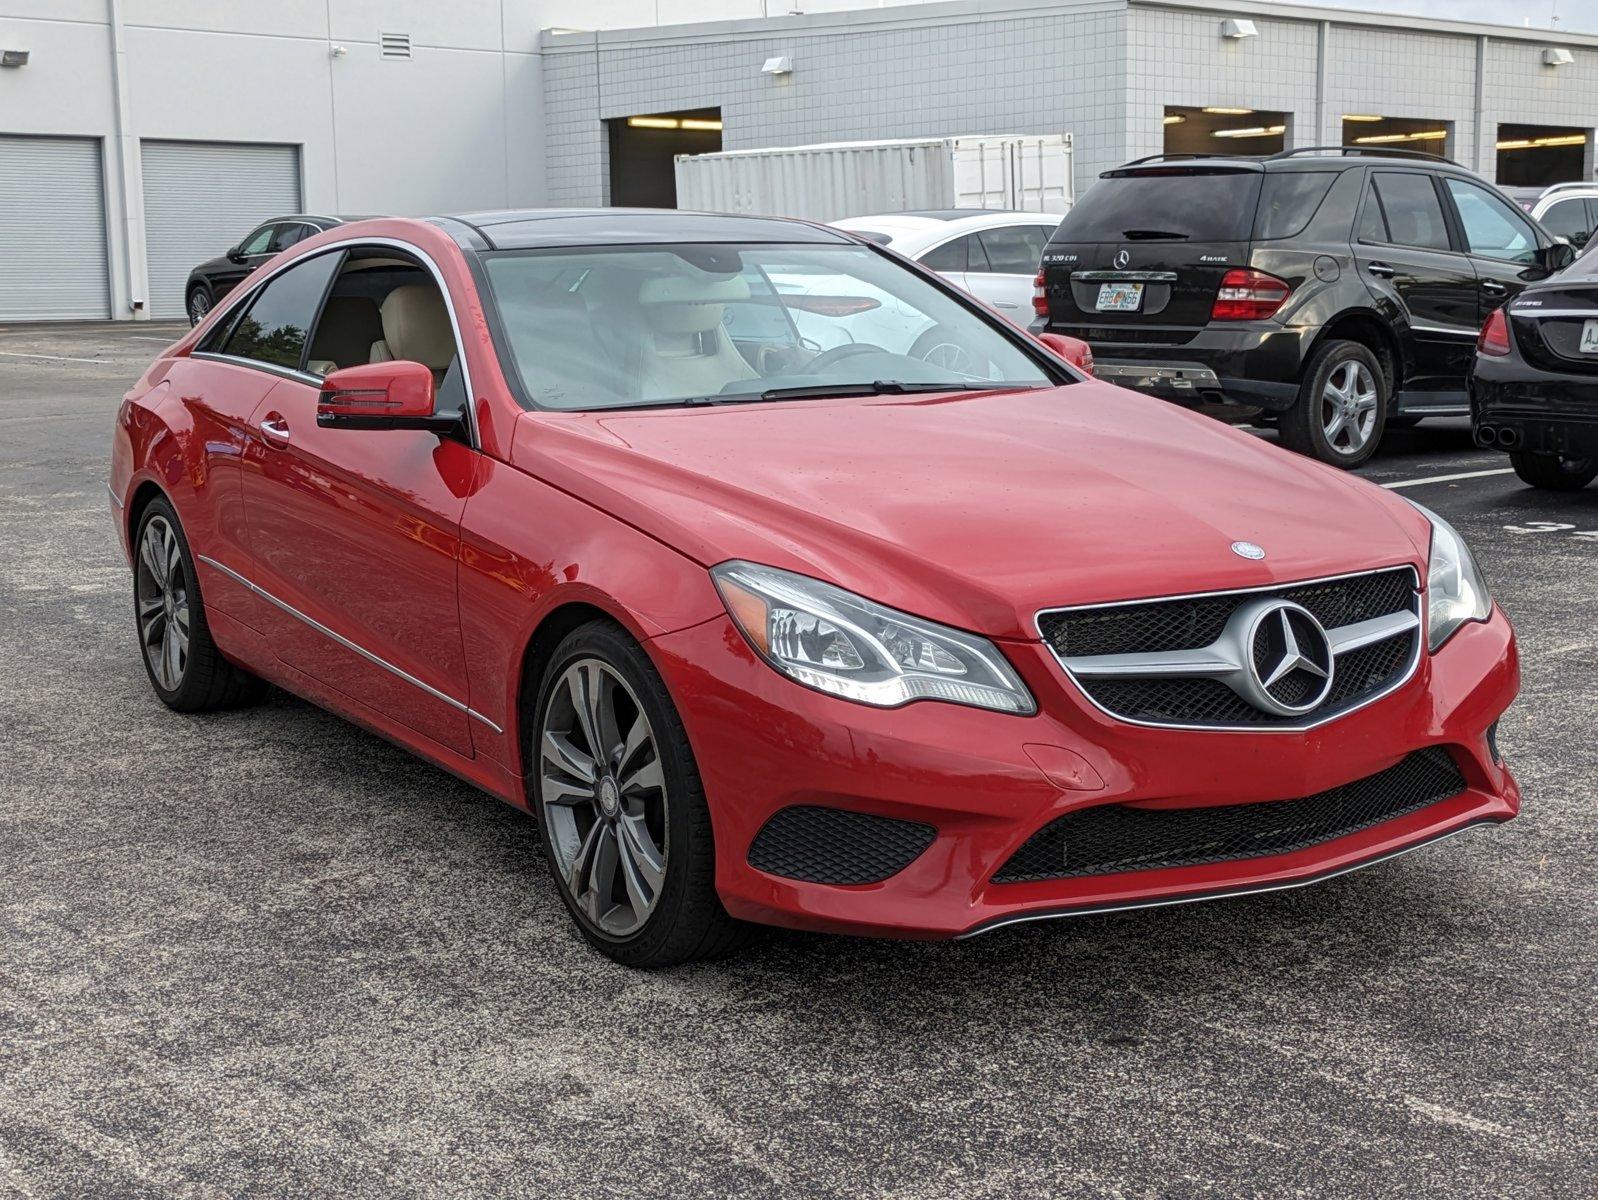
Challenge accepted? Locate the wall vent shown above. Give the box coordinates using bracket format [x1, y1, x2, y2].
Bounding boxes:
[380, 32, 412, 59]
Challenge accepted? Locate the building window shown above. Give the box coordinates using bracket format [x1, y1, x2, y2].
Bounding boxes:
[1163, 106, 1288, 157]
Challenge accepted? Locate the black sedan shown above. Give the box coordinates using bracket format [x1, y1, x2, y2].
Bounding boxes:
[1471, 251, 1598, 491]
[184, 215, 350, 325]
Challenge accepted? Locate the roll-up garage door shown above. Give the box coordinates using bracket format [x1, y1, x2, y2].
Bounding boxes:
[0, 136, 111, 321]
[141, 141, 302, 318]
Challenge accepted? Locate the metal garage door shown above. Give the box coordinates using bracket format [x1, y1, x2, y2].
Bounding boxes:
[141, 140, 302, 318]
[0, 136, 111, 321]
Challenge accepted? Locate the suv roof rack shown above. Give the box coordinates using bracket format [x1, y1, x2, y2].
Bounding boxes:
[1115, 153, 1259, 169]
[1538, 180, 1598, 197]
[1269, 146, 1457, 165]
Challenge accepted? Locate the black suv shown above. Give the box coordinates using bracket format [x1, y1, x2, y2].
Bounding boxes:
[184, 215, 350, 325]
[1032, 148, 1574, 466]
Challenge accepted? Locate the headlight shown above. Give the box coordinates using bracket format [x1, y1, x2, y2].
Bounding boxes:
[1413, 503, 1492, 650]
[711, 561, 1036, 714]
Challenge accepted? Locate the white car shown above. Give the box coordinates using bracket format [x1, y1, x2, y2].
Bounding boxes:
[832, 210, 1065, 321]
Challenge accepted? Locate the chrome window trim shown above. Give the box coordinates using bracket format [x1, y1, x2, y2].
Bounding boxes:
[197, 553, 502, 734]
[1508, 308, 1598, 318]
[1035, 564, 1424, 734]
[197, 235, 479, 449]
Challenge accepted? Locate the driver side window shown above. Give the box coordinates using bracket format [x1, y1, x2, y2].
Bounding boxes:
[1447, 179, 1539, 264]
[238, 225, 276, 256]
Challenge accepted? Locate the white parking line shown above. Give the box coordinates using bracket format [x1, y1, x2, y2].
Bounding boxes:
[1381, 468, 1515, 490]
[0, 350, 104, 364]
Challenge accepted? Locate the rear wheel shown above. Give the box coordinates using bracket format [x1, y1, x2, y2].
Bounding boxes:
[1509, 450, 1598, 491]
[530, 620, 752, 967]
[1279, 340, 1387, 469]
[133, 498, 266, 711]
[186, 285, 212, 326]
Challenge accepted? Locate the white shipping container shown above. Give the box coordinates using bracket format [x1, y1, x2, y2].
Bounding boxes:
[674, 134, 1073, 222]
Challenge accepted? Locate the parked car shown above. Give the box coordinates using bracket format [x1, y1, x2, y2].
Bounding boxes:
[1513, 182, 1598, 252]
[184, 214, 352, 325]
[1469, 253, 1598, 491]
[833, 210, 1063, 322]
[112, 211, 1518, 966]
[1032, 147, 1573, 467]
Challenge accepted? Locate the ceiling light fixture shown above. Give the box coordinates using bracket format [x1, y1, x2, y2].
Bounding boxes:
[1212, 124, 1287, 139]
[1354, 130, 1448, 144]
[1203, 106, 1254, 115]
[627, 116, 680, 129]
[1342, 114, 1383, 123]
[1163, 114, 1186, 125]
[680, 118, 723, 131]
[1496, 133, 1587, 149]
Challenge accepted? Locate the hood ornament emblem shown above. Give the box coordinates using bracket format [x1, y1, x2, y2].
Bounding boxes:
[1231, 540, 1266, 560]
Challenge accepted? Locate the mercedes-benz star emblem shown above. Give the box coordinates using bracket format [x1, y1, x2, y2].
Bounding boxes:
[1114, 249, 1130, 269]
[1241, 601, 1335, 716]
[1231, 540, 1266, 560]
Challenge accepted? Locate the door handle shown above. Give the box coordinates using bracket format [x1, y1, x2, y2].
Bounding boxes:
[1366, 262, 1395, 279]
[1482, 281, 1508, 296]
[259, 415, 291, 445]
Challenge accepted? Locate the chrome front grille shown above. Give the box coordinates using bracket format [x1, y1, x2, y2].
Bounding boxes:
[1038, 567, 1422, 731]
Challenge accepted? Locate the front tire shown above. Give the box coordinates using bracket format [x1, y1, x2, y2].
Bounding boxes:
[529, 620, 751, 967]
[133, 498, 266, 711]
[1509, 450, 1597, 491]
[1279, 340, 1387, 468]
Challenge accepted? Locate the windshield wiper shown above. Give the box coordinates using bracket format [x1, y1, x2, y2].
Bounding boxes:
[1120, 228, 1190, 241]
[756, 380, 1037, 402]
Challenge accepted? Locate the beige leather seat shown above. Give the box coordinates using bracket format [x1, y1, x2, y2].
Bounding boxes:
[305, 296, 384, 376]
[370, 284, 456, 382]
[635, 274, 756, 400]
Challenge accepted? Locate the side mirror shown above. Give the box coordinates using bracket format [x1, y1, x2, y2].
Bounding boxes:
[316, 361, 456, 432]
[1539, 241, 1577, 274]
[1035, 331, 1094, 376]
[225, 246, 247, 264]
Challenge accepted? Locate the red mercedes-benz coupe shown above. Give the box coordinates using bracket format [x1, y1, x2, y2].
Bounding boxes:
[110, 212, 1519, 965]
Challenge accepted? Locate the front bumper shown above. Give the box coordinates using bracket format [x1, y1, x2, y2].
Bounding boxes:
[648, 609, 1520, 939]
[1034, 321, 1310, 411]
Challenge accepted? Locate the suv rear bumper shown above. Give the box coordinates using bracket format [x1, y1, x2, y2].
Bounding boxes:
[1038, 321, 1310, 411]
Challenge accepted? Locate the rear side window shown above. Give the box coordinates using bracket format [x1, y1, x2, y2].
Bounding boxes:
[1050, 170, 1263, 243]
[976, 224, 1052, 273]
[1370, 173, 1450, 251]
[919, 235, 970, 272]
[1539, 198, 1591, 245]
[1254, 172, 1338, 240]
[222, 253, 341, 371]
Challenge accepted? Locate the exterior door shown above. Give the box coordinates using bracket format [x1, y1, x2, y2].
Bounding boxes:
[214, 223, 280, 296]
[232, 253, 477, 755]
[1353, 170, 1479, 395]
[0, 135, 111, 320]
[1442, 176, 1544, 324]
[965, 224, 1055, 320]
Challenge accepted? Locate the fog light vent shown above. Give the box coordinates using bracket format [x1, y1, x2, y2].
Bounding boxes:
[748, 806, 935, 885]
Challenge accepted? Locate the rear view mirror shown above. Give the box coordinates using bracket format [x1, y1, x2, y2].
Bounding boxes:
[317, 361, 457, 431]
[1035, 331, 1095, 376]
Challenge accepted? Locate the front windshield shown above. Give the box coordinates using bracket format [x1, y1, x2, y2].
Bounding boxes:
[482, 242, 1053, 411]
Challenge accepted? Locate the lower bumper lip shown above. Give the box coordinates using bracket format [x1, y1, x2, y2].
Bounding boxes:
[956, 818, 1499, 938]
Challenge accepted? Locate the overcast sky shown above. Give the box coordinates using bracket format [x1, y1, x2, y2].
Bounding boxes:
[1267, 0, 1598, 33]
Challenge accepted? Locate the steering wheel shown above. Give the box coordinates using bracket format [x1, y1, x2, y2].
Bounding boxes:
[801, 342, 891, 373]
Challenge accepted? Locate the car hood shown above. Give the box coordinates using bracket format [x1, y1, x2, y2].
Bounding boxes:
[511, 382, 1431, 640]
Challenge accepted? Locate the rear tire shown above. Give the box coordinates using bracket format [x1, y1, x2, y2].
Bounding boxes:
[1509, 450, 1597, 491]
[1279, 340, 1387, 469]
[133, 497, 267, 711]
[528, 620, 754, 967]
[186, 285, 212, 326]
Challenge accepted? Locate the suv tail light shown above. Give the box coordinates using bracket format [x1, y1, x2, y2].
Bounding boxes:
[1211, 269, 1291, 321]
[1478, 307, 1512, 357]
[1032, 270, 1049, 319]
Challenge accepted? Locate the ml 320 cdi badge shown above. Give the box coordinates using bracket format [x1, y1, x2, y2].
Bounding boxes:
[110, 211, 1520, 965]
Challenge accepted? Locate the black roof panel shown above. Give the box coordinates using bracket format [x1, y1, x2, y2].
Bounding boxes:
[447, 208, 854, 250]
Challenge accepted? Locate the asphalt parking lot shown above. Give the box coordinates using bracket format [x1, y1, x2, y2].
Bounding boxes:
[1, 322, 1593, 1199]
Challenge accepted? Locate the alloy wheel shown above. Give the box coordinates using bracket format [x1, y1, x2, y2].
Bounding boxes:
[136, 515, 189, 692]
[1320, 359, 1379, 454]
[188, 290, 210, 324]
[539, 659, 669, 938]
[917, 340, 979, 374]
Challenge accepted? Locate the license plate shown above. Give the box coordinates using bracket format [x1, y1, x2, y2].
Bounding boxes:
[1095, 282, 1144, 312]
[1581, 319, 1598, 354]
